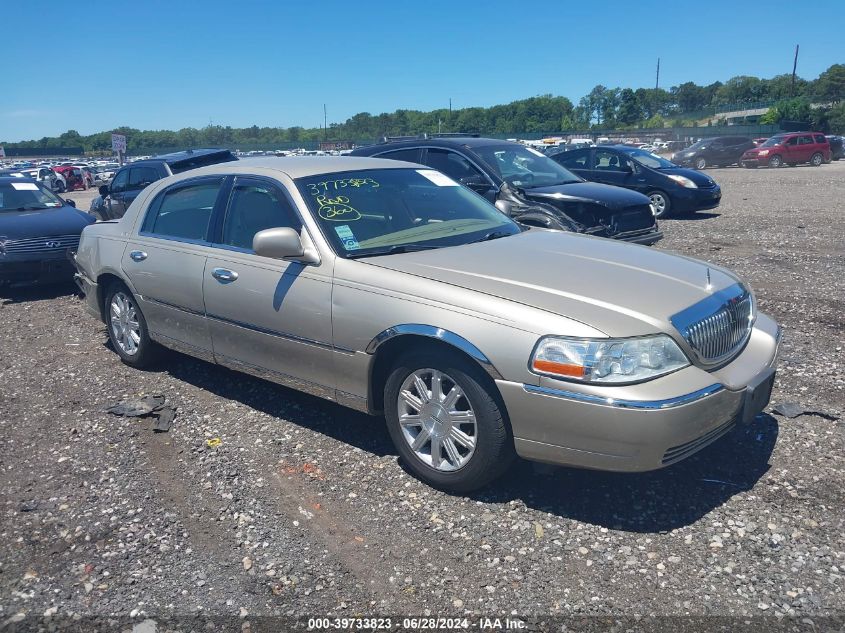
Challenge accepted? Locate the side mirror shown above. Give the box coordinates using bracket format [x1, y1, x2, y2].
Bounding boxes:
[253, 227, 319, 264]
[65, 199, 76, 208]
[460, 174, 492, 192]
[98, 184, 109, 197]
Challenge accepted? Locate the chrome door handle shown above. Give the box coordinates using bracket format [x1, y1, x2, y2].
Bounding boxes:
[211, 268, 239, 283]
[129, 250, 147, 262]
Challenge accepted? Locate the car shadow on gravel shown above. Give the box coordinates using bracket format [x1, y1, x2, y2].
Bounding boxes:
[164, 355, 397, 457]
[0, 281, 78, 304]
[471, 414, 779, 532]
[670, 212, 721, 221]
[148, 350, 777, 532]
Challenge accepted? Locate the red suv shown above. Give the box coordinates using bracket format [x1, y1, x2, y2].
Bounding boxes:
[740, 132, 830, 168]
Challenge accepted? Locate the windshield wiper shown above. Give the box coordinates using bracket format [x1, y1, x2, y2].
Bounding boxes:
[469, 229, 516, 244]
[346, 244, 440, 259]
[14, 205, 51, 211]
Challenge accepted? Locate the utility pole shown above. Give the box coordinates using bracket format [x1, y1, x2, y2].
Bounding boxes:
[655, 58, 660, 90]
[791, 45, 799, 96]
[449, 98, 452, 114]
[323, 104, 327, 141]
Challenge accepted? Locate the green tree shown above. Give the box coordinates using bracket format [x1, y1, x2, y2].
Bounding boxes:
[812, 64, 845, 102]
[617, 88, 642, 125]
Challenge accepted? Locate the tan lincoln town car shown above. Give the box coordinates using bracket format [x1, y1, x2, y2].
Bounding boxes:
[72, 157, 780, 491]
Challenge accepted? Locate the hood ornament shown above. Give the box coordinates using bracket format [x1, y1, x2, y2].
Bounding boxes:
[705, 267, 712, 291]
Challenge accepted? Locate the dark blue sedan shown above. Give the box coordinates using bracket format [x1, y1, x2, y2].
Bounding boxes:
[0, 177, 95, 287]
[550, 145, 722, 218]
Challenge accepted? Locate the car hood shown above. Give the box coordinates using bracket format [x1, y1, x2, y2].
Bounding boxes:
[522, 181, 650, 209]
[0, 205, 94, 241]
[364, 230, 740, 337]
[654, 167, 717, 187]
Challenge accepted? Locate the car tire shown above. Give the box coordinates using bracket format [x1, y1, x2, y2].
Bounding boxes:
[647, 190, 672, 218]
[694, 157, 706, 170]
[810, 152, 824, 167]
[768, 155, 783, 168]
[104, 282, 160, 368]
[55, 181, 66, 193]
[384, 349, 514, 493]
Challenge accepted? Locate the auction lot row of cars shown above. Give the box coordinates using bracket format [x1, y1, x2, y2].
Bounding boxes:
[1, 138, 783, 492]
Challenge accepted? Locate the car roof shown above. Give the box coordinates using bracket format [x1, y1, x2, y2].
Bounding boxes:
[359, 136, 517, 152]
[168, 156, 423, 180]
[127, 148, 236, 167]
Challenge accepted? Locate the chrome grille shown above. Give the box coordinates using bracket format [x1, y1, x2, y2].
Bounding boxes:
[670, 283, 754, 366]
[1, 234, 80, 255]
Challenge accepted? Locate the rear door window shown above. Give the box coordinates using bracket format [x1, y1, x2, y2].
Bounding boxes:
[375, 148, 422, 164]
[555, 150, 590, 169]
[141, 178, 223, 242]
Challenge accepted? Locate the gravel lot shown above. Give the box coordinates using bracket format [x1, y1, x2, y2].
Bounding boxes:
[1, 162, 843, 630]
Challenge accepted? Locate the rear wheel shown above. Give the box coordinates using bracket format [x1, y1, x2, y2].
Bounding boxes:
[810, 152, 824, 167]
[104, 283, 160, 368]
[55, 181, 66, 193]
[384, 350, 514, 492]
[694, 157, 706, 170]
[647, 190, 672, 218]
[768, 155, 783, 168]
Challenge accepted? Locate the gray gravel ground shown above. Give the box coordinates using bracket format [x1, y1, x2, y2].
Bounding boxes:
[1, 161, 843, 631]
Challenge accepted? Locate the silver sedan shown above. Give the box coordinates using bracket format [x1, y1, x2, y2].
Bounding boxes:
[72, 157, 780, 492]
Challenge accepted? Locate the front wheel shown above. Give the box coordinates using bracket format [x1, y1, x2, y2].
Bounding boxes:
[768, 155, 783, 168]
[384, 350, 514, 492]
[647, 190, 672, 218]
[694, 157, 706, 170]
[104, 283, 160, 368]
[810, 152, 823, 167]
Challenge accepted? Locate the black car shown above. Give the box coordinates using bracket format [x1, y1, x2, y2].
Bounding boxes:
[351, 136, 662, 245]
[826, 135, 844, 160]
[0, 177, 95, 287]
[551, 145, 721, 218]
[90, 148, 237, 220]
[671, 136, 754, 169]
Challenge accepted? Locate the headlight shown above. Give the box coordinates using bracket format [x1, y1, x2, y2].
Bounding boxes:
[666, 174, 698, 189]
[530, 334, 689, 384]
[758, 149, 769, 156]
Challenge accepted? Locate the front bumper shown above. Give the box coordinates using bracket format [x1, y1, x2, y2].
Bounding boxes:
[0, 256, 76, 286]
[672, 186, 722, 213]
[500, 313, 780, 472]
[616, 228, 663, 246]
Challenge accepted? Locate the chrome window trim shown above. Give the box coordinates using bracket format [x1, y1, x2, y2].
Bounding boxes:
[522, 383, 724, 410]
[366, 324, 503, 380]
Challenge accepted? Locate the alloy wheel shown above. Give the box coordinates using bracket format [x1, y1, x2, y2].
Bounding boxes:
[110, 291, 141, 356]
[649, 193, 667, 216]
[397, 368, 477, 472]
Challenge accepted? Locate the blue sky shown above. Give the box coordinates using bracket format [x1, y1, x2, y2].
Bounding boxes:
[3, 0, 844, 142]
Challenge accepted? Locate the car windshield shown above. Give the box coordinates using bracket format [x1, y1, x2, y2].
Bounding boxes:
[473, 144, 582, 188]
[621, 148, 676, 169]
[686, 140, 710, 150]
[0, 181, 65, 212]
[296, 168, 521, 258]
[761, 136, 786, 147]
